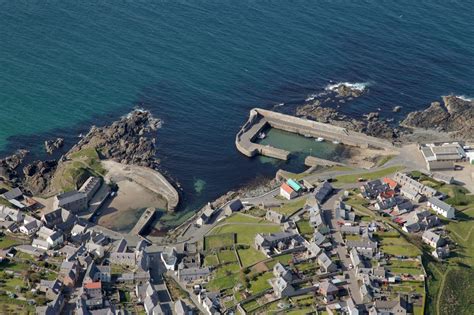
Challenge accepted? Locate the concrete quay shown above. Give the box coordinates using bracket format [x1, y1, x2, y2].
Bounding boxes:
[130, 207, 156, 236]
[304, 156, 345, 167]
[236, 108, 394, 161]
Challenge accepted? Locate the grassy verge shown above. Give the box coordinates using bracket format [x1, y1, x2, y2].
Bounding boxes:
[334, 165, 404, 184]
[271, 197, 307, 216]
[51, 148, 106, 192]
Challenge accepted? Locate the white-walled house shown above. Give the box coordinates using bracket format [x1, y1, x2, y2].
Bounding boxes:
[427, 197, 455, 219]
[280, 183, 297, 200]
[422, 230, 444, 248]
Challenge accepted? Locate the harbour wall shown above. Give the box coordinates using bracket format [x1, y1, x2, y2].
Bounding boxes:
[235, 108, 394, 161]
[130, 207, 156, 236]
[304, 156, 345, 167]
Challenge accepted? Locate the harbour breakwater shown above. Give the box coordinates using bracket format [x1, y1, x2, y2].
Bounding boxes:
[236, 108, 394, 161]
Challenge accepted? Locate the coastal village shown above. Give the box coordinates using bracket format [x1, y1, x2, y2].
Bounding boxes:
[0, 102, 473, 315]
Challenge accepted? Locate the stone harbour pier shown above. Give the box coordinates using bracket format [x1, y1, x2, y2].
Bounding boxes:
[235, 108, 394, 161]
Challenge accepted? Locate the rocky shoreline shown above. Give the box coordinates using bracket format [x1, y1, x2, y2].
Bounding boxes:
[0, 110, 173, 197]
[294, 84, 474, 143]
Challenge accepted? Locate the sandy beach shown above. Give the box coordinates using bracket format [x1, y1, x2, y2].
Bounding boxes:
[96, 160, 179, 232]
[97, 179, 167, 232]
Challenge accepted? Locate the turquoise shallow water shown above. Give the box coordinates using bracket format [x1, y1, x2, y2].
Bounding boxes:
[0, 1, 473, 223]
[257, 128, 345, 166]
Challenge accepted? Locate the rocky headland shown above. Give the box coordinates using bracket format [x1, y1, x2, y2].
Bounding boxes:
[401, 95, 474, 140]
[69, 110, 162, 168]
[0, 110, 168, 197]
[0, 149, 29, 184]
[295, 83, 473, 142]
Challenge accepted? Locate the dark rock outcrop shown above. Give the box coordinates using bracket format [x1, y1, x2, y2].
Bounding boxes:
[401, 96, 474, 139]
[22, 160, 58, 195]
[296, 103, 399, 140]
[44, 138, 64, 154]
[68, 110, 162, 168]
[0, 150, 29, 182]
[333, 84, 365, 98]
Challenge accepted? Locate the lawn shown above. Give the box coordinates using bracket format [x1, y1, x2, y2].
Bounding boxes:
[0, 235, 23, 249]
[0, 260, 31, 272]
[249, 271, 273, 294]
[207, 272, 239, 291]
[334, 165, 404, 184]
[237, 247, 267, 267]
[265, 253, 294, 268]
[119, 290, 131, 303]
[224, 213, 263, 224]
[439, 184, 474, 209]
[217, 250, 238, 264]
[380, 236, 420, 257]
[204, 233, 235, 250]
[204, 254, 219, 267]
[271, 198, 307, 216]
[214, 262, 241, 278]
[388, 260, 423, 276]
[296, 220, 312, 236]
[210, 223, 281, 246]
[391, 282, 425, 298]
[242, 299, 260, 313]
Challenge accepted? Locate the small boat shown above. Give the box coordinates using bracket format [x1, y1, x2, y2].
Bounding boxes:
[332, 140, 340, 144]
[316, 137, 325, 142]
[258, 132, 266, 140]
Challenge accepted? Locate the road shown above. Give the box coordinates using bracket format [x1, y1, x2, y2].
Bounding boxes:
[322, 188, 364, 305]
[148, 250, 174, 314]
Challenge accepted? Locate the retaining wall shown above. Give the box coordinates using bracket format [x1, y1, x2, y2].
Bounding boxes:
[304, 156, 345, 167]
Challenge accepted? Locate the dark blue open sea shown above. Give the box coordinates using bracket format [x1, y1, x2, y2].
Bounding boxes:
[1, 1, 473, 225]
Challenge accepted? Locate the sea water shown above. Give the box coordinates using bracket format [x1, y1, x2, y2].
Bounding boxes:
[0, 1, 473, 226]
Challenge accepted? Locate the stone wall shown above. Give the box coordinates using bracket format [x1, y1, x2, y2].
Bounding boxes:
[235, 108, 393, 161]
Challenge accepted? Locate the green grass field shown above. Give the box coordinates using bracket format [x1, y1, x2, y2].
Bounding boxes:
[204, 254, 219, 267]
[237, 247, 267, 267]
[271, 198, 307, 216]
[296, 220, 312, 236]
[51, 148, 106, 193]
[217, 250, 238, 264]
[210, 223, 281, 246]
[380, 236, 420, 257]
[204, 233, 235, 250]
[388, 260, 423, 276]
[421, 182, 474, 315]
[0, 235, 23, 249]
[249, 271, 273, 294]
[334, 165, 404, 184]
[224, 213, 263, 224]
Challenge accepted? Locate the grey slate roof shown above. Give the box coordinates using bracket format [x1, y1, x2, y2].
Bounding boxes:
[57, 190, 87, 206]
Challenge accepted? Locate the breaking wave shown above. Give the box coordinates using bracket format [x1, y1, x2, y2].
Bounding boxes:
[325, 81, 371, 92]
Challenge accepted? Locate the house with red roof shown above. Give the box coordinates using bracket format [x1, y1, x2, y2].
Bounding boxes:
[383, 177, 398, 190]
[280, 183, 297, 200]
